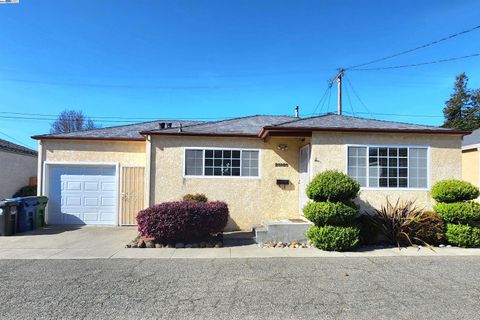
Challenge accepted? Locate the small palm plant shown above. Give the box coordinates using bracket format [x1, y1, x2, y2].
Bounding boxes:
[366, 198, 444, 247]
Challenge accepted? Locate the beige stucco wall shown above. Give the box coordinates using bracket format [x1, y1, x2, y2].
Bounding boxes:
[151, 136, 309, 230]
[462, 148, 479, 187]
[310, 132, 462, 212]
[0, 151, 37, 198]
[39, 139, 146, 199]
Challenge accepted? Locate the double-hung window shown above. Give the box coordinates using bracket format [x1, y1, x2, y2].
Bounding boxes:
[185, 148, 259, 177]
[347, 146, 428, 189]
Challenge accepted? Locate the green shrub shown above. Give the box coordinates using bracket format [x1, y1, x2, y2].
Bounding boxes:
[12, 185, 37, 198]
[306, 170, 360, 202]
[303, 201, 358, 226]
[431, 180, 479, 203]
[306, 225, 360, 251]
[445, 224, 480, 248]
[182, 193, 208, 203]
[433, 201, 480, 225]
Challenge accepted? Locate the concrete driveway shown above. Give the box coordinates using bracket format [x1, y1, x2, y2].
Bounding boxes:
[0, 226, 137, 259]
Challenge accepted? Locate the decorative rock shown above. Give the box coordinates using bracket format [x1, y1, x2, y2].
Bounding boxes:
[439, 244, 446, 248]
[146, 241, 155, 248]
[291, 240, 300, 246]
[446, 245, 452, 248]
[185, 244, 193, 248]
[214, 241, 223, 248]
[206, 242, 215, 248]
[166, 243, 174, 248]
[155, 243, 163, 248]
[191, 243, 199, 248]
[125, 244, 132, 248]
[199, 242, 207, 248]
[175, 242, 185, 248]
[138, 240, 146, 248]
[131, 243, 138, 248]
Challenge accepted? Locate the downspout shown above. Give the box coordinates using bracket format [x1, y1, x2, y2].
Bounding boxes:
[144, 135, 152, 208]
[37, 140, 43, 196]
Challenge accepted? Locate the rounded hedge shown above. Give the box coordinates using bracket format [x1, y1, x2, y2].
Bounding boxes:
[445, 223, 480, 248]
[136, 201, 229, 242]
[305, 225, 360, 251]
[303, 201, 358, 226]
[433, 201, 480, 225]
[306, 170, 360, 202]
[431, 180, 479, 203]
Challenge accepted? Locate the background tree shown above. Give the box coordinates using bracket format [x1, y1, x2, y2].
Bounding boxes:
[443, 73, 480, 131]
[50, 110, 98, 134]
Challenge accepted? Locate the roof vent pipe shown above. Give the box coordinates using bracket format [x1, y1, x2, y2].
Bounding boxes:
[178, 123, 183, 133]
[167, 123, 172, 128]
[159, 122, 166, 129]
[294, 106, 299, 118]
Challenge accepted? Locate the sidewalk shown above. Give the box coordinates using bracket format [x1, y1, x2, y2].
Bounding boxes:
[1, 244, 480, 259]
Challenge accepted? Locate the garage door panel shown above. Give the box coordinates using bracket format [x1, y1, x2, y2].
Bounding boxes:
[48, 165, 117, 225]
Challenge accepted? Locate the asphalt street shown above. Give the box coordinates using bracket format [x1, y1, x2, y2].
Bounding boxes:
[0, 257, 479, 320]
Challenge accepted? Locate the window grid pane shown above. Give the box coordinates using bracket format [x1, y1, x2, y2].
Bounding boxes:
[348, 146, 428, 189]
[347, 147, 367, 187]
[185, 149, 259, 177]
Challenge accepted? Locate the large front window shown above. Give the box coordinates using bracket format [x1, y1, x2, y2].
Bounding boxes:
[185, 148, 259, 177]
[347, 146, 428, 189]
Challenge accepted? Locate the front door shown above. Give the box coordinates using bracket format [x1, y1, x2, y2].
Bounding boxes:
[299, 144, 311, 214]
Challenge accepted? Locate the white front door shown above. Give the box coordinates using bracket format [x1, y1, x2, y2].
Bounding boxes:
[48, 165, 117, 225]
[299, 144, 311, 214]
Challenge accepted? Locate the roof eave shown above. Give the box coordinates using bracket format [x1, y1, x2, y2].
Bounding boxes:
[31, 135, 146, 142]
[261, 126, 470, 136]
[141, 131, 259, 138]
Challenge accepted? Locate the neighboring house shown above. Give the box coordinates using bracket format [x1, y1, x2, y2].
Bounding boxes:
[461, 128, 480, 187]
[0, 139, 38, 199]
[32, 114, 467, 230]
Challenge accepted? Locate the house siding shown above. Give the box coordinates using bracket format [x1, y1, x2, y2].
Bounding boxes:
[310, 131, 462, 211]
[462, 148, 479, 187]
[0, 151, 37, 199]
[151, 136, 308, 230]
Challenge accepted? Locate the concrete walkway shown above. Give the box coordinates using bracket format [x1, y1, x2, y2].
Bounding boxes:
[1, 226, 480, 259]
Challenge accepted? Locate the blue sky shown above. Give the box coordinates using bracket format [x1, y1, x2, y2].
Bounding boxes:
[0, 0, 479, 149]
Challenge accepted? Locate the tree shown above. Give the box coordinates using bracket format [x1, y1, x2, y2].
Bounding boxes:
[442, 73, 480, 131]
[50, 110, 98, 134]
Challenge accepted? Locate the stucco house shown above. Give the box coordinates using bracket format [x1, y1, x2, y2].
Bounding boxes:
[461, 128, 480, 187]
[0, 138, 38, 199]
[32, 114, 467, 230]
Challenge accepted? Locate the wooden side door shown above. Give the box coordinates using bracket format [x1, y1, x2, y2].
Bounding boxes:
[121, 166, 145, 225]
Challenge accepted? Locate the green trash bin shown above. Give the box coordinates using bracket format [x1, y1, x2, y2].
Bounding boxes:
[35, 196, 48, 228]
[0, 199, 19, 236]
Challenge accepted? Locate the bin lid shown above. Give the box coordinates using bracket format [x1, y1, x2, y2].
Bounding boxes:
[0, 199, 19, 207]
[36, 196, 48, 204]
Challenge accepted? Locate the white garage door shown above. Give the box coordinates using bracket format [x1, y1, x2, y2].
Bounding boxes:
[48, 165, 117, 225]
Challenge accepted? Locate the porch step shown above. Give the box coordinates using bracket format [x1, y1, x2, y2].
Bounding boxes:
[254, 218, 313, 244]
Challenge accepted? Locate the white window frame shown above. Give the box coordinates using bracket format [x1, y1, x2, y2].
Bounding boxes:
[183, 147, 261, 179]
[345, 144, 430, 191]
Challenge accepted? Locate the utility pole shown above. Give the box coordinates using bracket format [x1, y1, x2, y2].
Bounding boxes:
[332, 68, 345, 115]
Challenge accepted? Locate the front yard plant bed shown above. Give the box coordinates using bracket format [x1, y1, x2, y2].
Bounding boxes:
[134, 198, 229, 247]
[260, 240, 310, 248]
[126, 234, 224, 248]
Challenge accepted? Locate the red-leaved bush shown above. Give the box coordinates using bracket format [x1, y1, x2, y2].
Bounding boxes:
[136, 201, 229, 242]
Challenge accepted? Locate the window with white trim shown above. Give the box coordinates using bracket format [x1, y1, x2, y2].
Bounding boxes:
[185, 149, 259, 177]
[347, 146, 428, 189]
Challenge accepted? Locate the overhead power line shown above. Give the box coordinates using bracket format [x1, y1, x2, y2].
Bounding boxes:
[352, 52, 480, 71]
[345, 24, 480, 70]
[0, 129, 33, 149]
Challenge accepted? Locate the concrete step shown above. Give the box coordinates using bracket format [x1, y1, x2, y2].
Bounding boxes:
[254, 218, 313, 244]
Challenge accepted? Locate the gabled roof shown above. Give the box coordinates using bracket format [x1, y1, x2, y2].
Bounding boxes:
[260, 114, 467, 137]
[32, 113, 467, 142]
[142, 115, 296, 137]
[462, 128, 480, 148]
[0, 138, 37, 157]
[32, 120, 202, 141]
